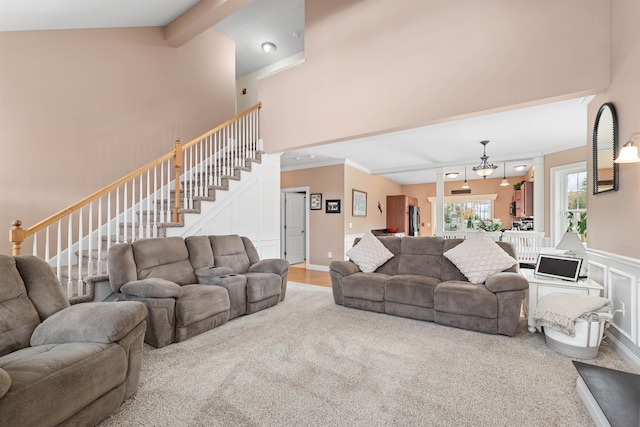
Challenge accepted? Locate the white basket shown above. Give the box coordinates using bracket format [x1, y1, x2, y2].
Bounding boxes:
[544, 313, 612, 359]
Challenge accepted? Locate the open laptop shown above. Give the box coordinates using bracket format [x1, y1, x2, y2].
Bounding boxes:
[534, 254, 583, 282]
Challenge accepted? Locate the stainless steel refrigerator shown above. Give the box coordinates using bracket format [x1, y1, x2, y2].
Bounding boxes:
[408, 205, 420, 236]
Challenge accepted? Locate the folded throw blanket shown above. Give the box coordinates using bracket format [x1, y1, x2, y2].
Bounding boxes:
[534, 293, 612, 337]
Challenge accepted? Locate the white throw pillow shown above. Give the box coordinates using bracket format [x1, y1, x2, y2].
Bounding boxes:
[443, 231, 516, 284]
[346, 231, 395, 273]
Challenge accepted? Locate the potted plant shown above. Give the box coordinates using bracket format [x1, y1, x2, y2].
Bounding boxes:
[577, 211, 587, 241]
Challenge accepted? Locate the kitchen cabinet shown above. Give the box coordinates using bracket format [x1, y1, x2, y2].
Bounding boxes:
[513, 181, 533, 218]
[386, 195, 420, 235]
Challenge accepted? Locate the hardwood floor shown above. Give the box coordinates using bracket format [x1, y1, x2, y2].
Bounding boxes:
[288, 262, 331, 288]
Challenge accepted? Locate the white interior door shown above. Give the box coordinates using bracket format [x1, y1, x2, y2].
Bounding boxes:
[283, 192, 306, 264]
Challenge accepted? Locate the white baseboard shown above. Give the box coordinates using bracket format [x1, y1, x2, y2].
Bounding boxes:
[306, 263, 330, 272]
[605, 331, 640, 373]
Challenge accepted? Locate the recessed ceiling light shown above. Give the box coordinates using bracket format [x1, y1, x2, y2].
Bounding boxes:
[513, 164, 527, 171]
[445, 172, 459, 178]
[261, 42, 277, 54]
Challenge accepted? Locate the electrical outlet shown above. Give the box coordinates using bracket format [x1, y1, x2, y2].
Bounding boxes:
[327, 251, 333, 259]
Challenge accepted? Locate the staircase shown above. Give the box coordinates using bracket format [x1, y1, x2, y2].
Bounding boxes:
[9, 104, 265, 303]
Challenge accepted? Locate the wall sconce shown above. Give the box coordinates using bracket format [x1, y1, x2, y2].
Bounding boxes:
[614, 132, 640, 163]
[472, 140, 498, 178]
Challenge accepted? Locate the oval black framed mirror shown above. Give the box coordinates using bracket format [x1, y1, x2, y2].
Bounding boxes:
[593, 102, 618, 194]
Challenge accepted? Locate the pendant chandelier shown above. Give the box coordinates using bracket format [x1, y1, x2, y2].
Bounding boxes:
[461, 166, 470, 189]
[500, 162, 509, 186]
[472, 140, 498, 178]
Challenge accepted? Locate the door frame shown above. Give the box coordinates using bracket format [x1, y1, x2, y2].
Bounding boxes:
[280, 186, 310, 267]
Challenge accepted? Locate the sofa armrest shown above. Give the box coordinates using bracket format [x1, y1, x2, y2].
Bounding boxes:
[120, 278, 184, 298]
[248, 259, 289, 275]
[0, 368, 10, 399]
[484, 272, 529, 293]
[30, 301, 147, 346]
[329, 260, 361, 276]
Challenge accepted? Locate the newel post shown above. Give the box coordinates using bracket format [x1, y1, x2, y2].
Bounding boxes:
[10, 220, 25, 256]
[172, 138, 182, 223]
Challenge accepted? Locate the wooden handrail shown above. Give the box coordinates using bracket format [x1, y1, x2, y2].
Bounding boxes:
[10, 102, 261, 255]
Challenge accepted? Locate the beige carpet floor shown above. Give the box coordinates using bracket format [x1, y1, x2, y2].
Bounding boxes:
[100, 282, 632, 426]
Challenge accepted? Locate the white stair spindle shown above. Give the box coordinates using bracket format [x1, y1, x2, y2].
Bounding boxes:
[146, 170, 151, 238]
[45, 226, 50, 262]
[32, 233, 37, 257]
[67, 215, 73, 297]
[88, 202, 94, 277]
[56, 220, 62, 283]
[153, 166, 158, 237]
[138, 174, 144, 238]
[77, 207, 83, 296]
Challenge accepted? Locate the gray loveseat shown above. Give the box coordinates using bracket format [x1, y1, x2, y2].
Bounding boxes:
[0, 254, 147, 427]
[330, 236, 529, 336]
[108, 235, 289, 348]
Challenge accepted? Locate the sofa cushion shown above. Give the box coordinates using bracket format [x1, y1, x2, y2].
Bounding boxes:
[343, 273, 389, 302]
[397, 236, 444, 277]
[434, 281, 498, 319]
[175, 285, 230, 328]
[443, 232, 516, 284]
[15, 255, 70, 321]
[0, 342, 126, 426]
[0, 255, 41, 358]
[385, 274, 440, 308]
[346, 231, 395, 273]
[185, 236, 215, 270]
[209, 235, 252, 274]
[132, 237, 197, 285]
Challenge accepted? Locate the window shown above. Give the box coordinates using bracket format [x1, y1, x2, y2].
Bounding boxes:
[550, 162, 587, 245]
[428, 194, 497, 231]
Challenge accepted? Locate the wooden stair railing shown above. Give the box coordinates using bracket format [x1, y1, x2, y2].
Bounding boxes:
[9, 102, 261, 300]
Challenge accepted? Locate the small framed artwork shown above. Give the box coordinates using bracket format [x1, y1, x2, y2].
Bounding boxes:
[352, 189, 367, 217]
[310, 193, 322, 210]
[326, 199, 341, 214]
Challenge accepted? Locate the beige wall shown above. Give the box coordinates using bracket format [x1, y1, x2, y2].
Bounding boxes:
[281, 165, 344, 266]
[344, 166, 402, 236]
[281, 164, 401, 266]
[259, 0, 609, 153]
[0, 26, 236, 255]
[586, 0, 640, 259]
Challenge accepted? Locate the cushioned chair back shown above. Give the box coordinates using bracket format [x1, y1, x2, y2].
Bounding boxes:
[209, 235, 251, 274]
[0, 255, 69, 357]
[185, 236, 215, 270]
[132, 237, 197, 285]
[397, 236, 444, 278]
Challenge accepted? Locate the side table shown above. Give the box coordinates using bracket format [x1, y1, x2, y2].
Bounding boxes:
[521, 269, 604, 333]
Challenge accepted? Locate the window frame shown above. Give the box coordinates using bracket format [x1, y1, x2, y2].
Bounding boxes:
[428, 194, 498, 231]
[550, 161, 587, 246]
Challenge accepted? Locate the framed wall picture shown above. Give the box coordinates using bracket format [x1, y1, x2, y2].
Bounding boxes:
[310, 193, 322, 210]
[352, 189, 367, 217]
[326, 199, 341, 213]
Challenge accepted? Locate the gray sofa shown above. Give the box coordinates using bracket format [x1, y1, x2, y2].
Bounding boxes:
[0, 254, 147, 427]
[330, 236, 529, 336]
[108, 235, 289, 348]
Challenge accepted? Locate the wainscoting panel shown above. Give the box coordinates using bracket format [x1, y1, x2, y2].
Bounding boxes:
[167, 153, 282, 258]
[586, 248, 640, 371]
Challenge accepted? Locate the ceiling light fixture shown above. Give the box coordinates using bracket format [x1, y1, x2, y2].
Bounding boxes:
[461, 166, 470, 189]
[445, 172, 459, 179]
[614, 132, 640, 163]
[472, 140, 498, 178]
[513, 164, 527, 171]
[500, 162, 510, 187]
[261, 42, 277, 54]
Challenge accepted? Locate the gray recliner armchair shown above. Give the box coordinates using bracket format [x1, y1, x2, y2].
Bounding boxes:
[0, 254, 147, 427]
